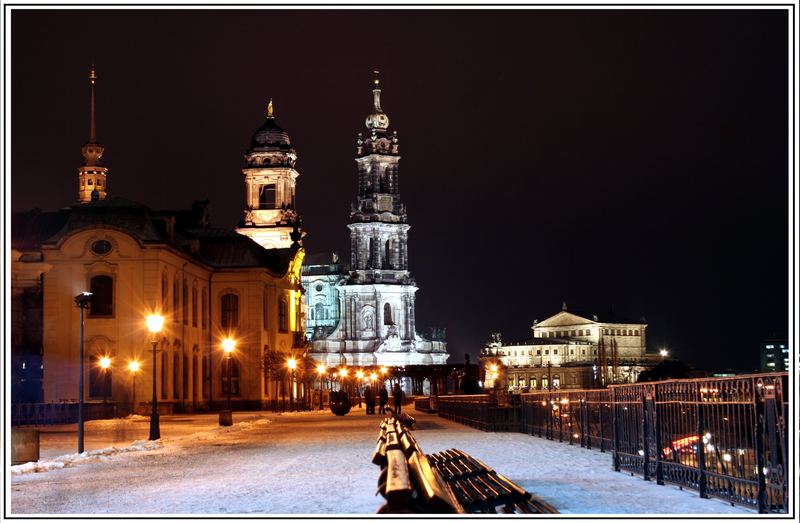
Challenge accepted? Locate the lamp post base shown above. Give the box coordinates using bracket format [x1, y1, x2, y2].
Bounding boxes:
[149, 412, 160, 440]
[219, 410, 233, 426]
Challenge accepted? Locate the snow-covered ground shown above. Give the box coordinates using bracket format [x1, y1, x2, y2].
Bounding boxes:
[9, 408, 754, 515]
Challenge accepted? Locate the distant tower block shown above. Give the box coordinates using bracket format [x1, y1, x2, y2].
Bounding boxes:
[235, 99, 304, 250]
[77, 66, 109, 203]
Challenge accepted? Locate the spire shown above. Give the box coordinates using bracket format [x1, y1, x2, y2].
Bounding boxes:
[372, 70, 382, 112]
[562, 301, 568, 311]
[267, 98, 274, 118]
[89, 65, 97, 143]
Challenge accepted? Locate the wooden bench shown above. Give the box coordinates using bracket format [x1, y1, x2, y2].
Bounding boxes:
[372, 409, 558, 514]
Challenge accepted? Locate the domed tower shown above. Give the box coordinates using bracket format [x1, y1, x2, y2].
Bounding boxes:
[235, 100, 304, 250]
[77, 66, 109, 203]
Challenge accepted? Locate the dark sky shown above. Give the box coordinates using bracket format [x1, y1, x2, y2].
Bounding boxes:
[11, 9, 789, 371]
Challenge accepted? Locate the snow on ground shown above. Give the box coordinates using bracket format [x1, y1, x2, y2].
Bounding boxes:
[9, 409, 754, 515]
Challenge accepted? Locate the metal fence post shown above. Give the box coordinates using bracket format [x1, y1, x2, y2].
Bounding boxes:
[612, 387, 620, 472]
[642, 391, 650, 481]
[599, 395, 605, 453]
[754, 380, 767, 513]
[653, 384, 663, 485]
[696, 385, 708, 499]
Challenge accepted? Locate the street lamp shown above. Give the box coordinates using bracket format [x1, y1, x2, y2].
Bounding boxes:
[660, 348, 669, 359]
[222, 339, 236, 415]
[316, 364, 326, 410]
[128, 360, 141, 415]
[287, 357, 297, 411]
[355, 370, 365, 407]
[146, 314, 164, 440]
[74, 291, 92, 453]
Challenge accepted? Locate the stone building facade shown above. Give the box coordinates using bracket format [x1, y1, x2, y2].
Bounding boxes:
[11, 72, 307, 413]
[481, 306, 659, 390]
[304, 73, 449, 367]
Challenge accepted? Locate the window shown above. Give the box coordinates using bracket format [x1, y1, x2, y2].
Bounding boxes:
[173, 280, 179, 322]
[552, 375, 560, 389]
[553, 349, 558, 355]
[89, 275, 113, 317]
[173, 352, 180, 398]
[384, 303, 393, 325]
[634, 330, 639, 336]
[384, 239, 392, 269]
[202, 355, 209, 399]
[545, 350, 550, 355]
[162, 272, 169, 312]
[279, 295, 289, 332]
[89, 355, 112, 398]
[316, 303, 325, 324]
[201, 288, 208, 329]
[259, 184, 276, 209]
[221, 357, 240, 395]
[263, 286, 270, 329]
[221, 294, 239, 329]
[182, 280, 189, 325]
[161, 350, 168, 399]
[536, 350, 541, 355]
[192, 285, 198, 327]
[531, 377, 537, 390]
[91, 240, 112, 255]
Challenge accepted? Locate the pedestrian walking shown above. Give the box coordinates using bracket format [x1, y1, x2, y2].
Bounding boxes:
[364, 383, 374, 414]
[393, 383, 404, 414]
[379, 385, 388, 415]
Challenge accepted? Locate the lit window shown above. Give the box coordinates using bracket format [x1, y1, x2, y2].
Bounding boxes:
[767, 362, 775, 367]
[766, 345, 774, 349]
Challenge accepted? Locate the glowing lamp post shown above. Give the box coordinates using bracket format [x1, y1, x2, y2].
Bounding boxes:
[355, 370, 365, 407]
[221, 339, 236, 424]
[74, 291, 93, 453]
[287, 358, 297, 411]
[660, 349, 669, 359]
[316, 364, 326, 410]
[146, 314, 164, 440]
[128, 360, 141, 414]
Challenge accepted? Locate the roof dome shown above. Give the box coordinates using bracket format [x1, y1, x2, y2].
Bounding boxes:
[251, 117, 291, 149]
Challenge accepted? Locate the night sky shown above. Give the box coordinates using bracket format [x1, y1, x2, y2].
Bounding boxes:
[11, 9, 789, 371]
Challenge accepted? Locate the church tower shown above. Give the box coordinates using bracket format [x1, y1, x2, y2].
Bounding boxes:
[235, 100, 303, 250]
[306, 72, 448, 368]
[77, 66, 108, 203]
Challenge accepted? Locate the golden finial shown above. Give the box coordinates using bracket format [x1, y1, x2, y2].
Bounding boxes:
[373, 70, 380, 88]
[267, 98, 274, 118]
[89, 64, 97, 85]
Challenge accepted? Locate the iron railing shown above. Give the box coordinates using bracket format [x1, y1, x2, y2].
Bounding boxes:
[12, 402, 116, 425]
[433, 373, 789, 513]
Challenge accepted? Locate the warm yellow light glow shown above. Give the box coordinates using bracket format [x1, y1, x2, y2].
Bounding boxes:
[380, 366, 388, 375]
[489, 364, 498, 372]
[659, 349, 669, 357]
[356, 370, 364, 380]
[128, 360, 140, 373]
[146, 314, 164, 334]
[370, 373, 377, 381]
[222, 339, 236, 354]
[99, 356, 112, 369]
[316, 364, 327, 375]
[287, 358, 297, 370]
[339, 368, 348, 378]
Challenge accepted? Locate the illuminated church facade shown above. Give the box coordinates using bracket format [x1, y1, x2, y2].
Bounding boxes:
[302, 74, 449, 367]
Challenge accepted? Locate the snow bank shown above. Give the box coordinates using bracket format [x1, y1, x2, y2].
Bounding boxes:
[174, 417, 273, 442]
[11, 439, 163, 476]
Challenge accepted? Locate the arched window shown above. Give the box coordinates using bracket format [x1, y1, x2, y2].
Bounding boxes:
[384, 303, 393, 325]
[259, 184, 276, 209]
[315, 303, 324, 324]
[182, 280, 189, 325]
[368, 237, 376, 268]
[183, 354, 189, 399]
[89, 275, 113, 317]
[161, 349, 168, 399]
[89, 355, 112, 398]
[221, 293, 239, 329]
[201, 288, 208, 329]
[384, 239, 392, 269]
[222, 358, 240, 395]
[191, 285, 198, 327]
[173, 351, 180, 398]
[552, 375, 561, 389]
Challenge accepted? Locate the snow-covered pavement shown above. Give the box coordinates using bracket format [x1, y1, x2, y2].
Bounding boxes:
[9, 409, 753, 515]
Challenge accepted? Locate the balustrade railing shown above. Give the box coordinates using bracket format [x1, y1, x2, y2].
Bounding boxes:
[433, 373, 788, 513]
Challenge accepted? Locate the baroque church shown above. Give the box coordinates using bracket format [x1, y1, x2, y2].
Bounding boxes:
[302, 73, 449, 367]
[11, 68, 308, 413]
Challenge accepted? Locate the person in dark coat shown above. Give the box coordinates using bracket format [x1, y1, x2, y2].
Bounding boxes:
[393, 383, 404, 414]
[378, 385, 388, 415]
[364, 383, 374, 414]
